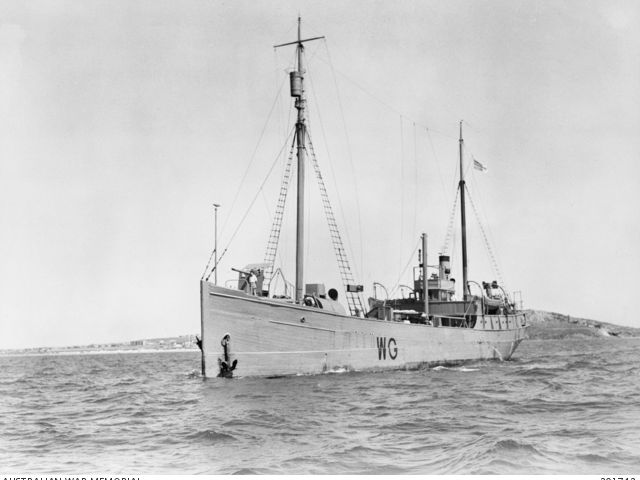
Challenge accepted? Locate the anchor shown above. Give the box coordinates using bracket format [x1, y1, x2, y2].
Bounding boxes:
[218, 333, 238, 378]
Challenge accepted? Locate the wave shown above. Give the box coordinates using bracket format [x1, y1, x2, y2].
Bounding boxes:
[492, 439, 540, 453]
[185, 369, 202, 378]
[185, 429, 237, 443]
[432, 365, 479, 372]
[326, 366, 349, 374]
[230, 468, 260, 475]
[4, 340, 640, 474]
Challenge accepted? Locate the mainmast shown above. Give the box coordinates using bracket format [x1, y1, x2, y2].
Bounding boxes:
[459, 121, 469, 300]
[274, 18, 324, 304]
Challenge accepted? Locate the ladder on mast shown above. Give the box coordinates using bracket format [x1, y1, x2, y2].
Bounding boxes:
[307, 133, 365, 316]
[262, 138, 297, 291]
[266, 17, 364, 315]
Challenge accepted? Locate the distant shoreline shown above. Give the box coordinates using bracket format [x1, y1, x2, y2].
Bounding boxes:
[4, 310, 639, 356]
[0, 334, 200, 357]
[0, 347, 199, 358]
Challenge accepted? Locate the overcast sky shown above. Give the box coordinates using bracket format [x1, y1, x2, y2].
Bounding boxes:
[1, 0, 638, 349]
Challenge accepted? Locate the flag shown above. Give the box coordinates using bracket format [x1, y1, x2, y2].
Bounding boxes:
[473, 157, 487, 172]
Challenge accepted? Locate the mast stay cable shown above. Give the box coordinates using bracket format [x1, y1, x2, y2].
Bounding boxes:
[412, 122, 418, 242]
[389, 238, 421, 298]
[465, 185, 505, 288]
[200, 248, 217, 281]
[262, 135, 298, 291]
[219, 73, 289, 237]
[425, 128, 449, 202]
[322, 42, 365, 282]
[440, 187, 460, 255]
[303, 53, 360, 282]
[307, 131, 365, 316]
[399, 116, 405, 280]
[204, 126, 296, 281]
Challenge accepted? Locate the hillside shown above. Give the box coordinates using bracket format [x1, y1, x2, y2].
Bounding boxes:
[524, 309, 640, 339]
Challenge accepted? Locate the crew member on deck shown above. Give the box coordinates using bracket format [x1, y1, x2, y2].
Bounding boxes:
[248, 270, 258, 295]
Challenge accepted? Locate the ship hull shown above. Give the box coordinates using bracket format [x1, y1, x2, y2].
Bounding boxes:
[200, 281, 527, 378]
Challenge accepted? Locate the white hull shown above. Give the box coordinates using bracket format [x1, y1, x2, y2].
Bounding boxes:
[200, 281, 527, 378]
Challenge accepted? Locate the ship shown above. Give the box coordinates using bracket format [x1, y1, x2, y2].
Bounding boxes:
[199, 19, 527, 378]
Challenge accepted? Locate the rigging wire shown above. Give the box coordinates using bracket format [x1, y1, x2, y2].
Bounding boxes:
[206, 46, 294, 282]
[260, 188, 273, 218]
[465, 185, 506, 289]
[451, 141, 461, 197]
[312, 53, 456, 141]
[425, 128, 449, 203]
[323, 41, 365, 280]
[412, 122, 418, 242]
[261, 136, 297, 289]
[304, 52, 360, 282]
[273, 44, 297, 145]
[305, 159, 311, 270]
[200, 247, 216, 281]
[274, 47, 283, 144]
[468, 170, 508, 290]
[298, 46, 327, 276]
[440, 187, 460, 255]
[461, 128, 509, 290]
[306, 131, 366, 315]
[205, 126, 296, 281]
[399, 115, 405, 279]
[219, 72, 289, 237]
[389, 238, 421, 297]
[278, 158, 295, 273]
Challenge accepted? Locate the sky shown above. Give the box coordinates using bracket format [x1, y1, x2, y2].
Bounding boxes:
[1, 0, 639, 349]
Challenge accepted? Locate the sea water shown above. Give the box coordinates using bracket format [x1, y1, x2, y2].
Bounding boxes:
[1, 337, 639, 474]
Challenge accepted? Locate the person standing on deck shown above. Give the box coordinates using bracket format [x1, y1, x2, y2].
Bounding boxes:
[248, 270, 258, 295]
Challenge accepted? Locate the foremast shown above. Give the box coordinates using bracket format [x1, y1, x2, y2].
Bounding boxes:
[274, 18, 324, 304]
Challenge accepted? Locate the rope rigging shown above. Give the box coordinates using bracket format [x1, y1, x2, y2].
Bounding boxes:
[440, 187, 460, 255]
[219, 73, 289, 238]
[204, 28, 511, 316]
[200, 247, 217, 281]
[203, 126, 296, 282]
[465, 185, 506, 289]
[389, 238, 421, 298]
[303, 51, 360, 282]
[256, 126, 365, 315]
[319, 43, 365, 280]
[399, 115, 405, 279]
[262, 134, 298, 291]
[412, 122, 418, 243]
[306, 131, 365, 316]
[313, 50, 457, 141]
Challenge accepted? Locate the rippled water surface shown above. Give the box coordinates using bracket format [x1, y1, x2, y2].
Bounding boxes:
[1, 337, 639, 474]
